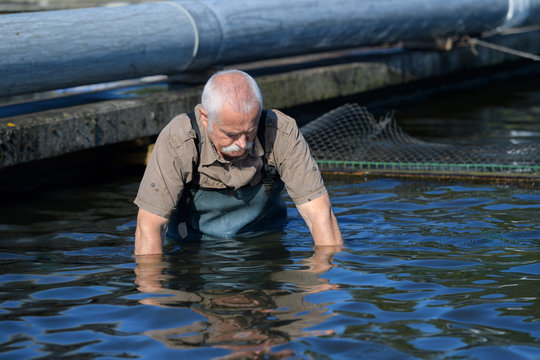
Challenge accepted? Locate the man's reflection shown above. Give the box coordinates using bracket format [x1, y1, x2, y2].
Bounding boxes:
[134, 234, 341, 358]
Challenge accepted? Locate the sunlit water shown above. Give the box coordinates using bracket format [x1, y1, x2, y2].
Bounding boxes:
[1, 77, 539, 359]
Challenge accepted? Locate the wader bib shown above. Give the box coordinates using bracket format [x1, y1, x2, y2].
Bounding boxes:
[167, 111, 287, 240]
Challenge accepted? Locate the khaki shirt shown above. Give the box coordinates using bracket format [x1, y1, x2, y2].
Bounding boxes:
[134, 104, 326, 219]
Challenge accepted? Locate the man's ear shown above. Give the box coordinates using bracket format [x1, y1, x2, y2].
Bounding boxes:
[199, 108, 209, 130]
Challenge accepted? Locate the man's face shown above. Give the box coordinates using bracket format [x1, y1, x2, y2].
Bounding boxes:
[200, 104, 259, 160]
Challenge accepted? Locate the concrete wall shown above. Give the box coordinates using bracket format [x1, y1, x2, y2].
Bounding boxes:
[1, 29, 540, 170]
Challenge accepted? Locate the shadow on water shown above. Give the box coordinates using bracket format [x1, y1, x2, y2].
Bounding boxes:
[395, 78, 540, 145]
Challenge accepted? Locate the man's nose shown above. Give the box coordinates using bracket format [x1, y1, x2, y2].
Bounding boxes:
[235, 135, 247, 149]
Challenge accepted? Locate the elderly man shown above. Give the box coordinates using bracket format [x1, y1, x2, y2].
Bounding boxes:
[134, 69, 342, 255]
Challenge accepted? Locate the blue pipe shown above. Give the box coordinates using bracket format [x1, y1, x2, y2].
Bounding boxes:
[0, 0, 539, 97]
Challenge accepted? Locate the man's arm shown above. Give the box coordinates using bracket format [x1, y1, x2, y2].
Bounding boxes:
[296, 193, 343, 246]
[134, 208, 169, 255]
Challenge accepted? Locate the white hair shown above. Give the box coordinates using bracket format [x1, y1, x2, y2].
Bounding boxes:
[201, 69, 263, 130]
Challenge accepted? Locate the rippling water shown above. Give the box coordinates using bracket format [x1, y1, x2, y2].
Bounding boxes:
[1, 174, 538, 359]
[1, 78, 540, 359]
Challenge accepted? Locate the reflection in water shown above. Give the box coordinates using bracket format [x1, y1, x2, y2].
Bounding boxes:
[134, 240, 340, 358]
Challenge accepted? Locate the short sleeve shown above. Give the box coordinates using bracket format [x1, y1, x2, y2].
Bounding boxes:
[267, 110, 327, 205]
[134, 114, 197, 218]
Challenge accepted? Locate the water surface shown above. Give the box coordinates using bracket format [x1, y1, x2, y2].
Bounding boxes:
[1, 171, 539, 359]
[1, 77, 539, 359]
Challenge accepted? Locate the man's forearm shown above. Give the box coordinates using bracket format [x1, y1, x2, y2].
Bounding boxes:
[297, 193, 343, 246]
[310, 211, 343, 246]
[134, 208, 168, 255]
[135, 226, 165, 255]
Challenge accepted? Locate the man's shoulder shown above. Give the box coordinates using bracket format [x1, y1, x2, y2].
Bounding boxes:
[264, 109, 296, 136]
[160, 112, 198, 149]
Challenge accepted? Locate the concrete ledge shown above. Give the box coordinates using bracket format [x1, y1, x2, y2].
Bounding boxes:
[1, 29, 540, 169]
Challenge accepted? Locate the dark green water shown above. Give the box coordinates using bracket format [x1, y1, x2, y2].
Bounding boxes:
[0, 77, 539, 359]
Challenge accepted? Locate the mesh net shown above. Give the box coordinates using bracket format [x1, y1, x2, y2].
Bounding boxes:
[301, 103, 540, 181]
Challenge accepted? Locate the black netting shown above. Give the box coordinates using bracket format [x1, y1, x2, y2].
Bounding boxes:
[301, 103, 540, 179]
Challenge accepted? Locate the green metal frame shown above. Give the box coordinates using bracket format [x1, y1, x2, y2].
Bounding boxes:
[316, 160, 540, 178]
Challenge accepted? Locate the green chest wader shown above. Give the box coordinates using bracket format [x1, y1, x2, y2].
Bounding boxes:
[166, 111, 287, 240]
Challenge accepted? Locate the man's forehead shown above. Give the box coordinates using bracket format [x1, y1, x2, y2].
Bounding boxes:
[215, 120, 257, 134]
[218, 105, 259, 127]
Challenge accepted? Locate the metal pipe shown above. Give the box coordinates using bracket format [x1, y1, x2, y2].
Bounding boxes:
[1, 0, 539, 97]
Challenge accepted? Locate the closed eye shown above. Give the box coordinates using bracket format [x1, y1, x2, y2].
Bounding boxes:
[222, 128, 257, 138]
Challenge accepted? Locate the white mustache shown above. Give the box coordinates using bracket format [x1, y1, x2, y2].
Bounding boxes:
[221, 141, 253, 153]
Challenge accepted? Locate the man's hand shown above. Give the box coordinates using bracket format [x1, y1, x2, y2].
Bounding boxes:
[296, 193, 343, 246]
[134, 208, 169, 255]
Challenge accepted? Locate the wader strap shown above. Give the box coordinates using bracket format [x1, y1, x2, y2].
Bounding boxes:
[257, 111, 280, 184]
[187, 111, 201, 152]
[257, 110, 268, 150]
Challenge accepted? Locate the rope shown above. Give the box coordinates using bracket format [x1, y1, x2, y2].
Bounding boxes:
[465, 36, 540, 61]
